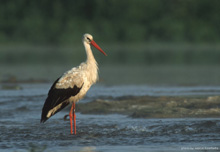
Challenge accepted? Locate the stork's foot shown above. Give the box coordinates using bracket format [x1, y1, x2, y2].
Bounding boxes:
[64, 114, 69, 121]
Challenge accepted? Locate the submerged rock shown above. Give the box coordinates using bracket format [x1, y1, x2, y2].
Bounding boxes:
[1, 84, 23, 90]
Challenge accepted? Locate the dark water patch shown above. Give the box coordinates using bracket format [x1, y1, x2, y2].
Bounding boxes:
[15, 106, 30, 112]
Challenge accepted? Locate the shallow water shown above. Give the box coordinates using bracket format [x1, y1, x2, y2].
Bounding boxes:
[0, 84, 220, 152]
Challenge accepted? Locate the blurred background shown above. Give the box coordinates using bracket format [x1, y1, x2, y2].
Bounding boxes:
[1, 0, 220, 85]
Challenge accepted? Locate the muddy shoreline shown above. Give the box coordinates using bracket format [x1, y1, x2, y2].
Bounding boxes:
[76, 95, 220, 118]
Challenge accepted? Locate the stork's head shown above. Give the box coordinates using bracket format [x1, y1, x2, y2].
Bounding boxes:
[83, 33, 107, 56]
[83, 33, 93, 44]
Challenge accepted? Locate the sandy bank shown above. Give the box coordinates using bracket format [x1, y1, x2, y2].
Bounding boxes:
[76, 96, 220, 118]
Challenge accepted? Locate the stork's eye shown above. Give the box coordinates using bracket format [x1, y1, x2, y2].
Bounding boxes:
[87, 37, 91, 42]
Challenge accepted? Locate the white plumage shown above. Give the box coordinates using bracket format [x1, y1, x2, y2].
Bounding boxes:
[41, 33, 107, 135]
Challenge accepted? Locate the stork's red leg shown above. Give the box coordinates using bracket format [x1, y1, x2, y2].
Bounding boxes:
[69, 104, 73, 134]
[69, 102, 76, 135]
[73, 102, 76, 135]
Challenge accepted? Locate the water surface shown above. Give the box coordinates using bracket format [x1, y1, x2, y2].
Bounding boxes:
[0, 84, 220, 152]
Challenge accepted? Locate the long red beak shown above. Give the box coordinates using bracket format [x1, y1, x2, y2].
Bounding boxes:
[91, 40, 107, 56]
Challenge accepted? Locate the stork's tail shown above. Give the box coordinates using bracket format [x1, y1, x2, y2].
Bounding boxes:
[40, 101, 70, 123]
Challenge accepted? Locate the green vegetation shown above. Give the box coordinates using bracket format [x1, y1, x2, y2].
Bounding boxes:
[1, 0, 220, 83]
[1, 0, 220, 44]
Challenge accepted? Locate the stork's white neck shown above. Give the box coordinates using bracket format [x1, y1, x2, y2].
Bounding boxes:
[83, 41, 97, 66]
[83, 41, 99, 84]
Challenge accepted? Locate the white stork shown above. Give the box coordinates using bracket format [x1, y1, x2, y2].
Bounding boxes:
[41, 33, 107, 135]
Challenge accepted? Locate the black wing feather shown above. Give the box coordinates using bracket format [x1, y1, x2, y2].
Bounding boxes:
[41, 77, 83, 123]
